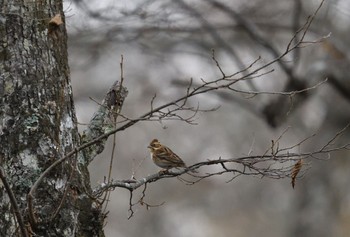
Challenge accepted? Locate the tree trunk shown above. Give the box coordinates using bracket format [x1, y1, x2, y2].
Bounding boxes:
[0, 1, 104, 236]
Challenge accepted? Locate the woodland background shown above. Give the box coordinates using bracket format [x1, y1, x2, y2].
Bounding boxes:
[66, 0, 350, 236]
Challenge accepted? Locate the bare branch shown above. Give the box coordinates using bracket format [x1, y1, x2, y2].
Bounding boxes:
[92, 121, 349, 196]
[227, 78, 327, 96]
[292, 0, 302, 65]
[127, 184, 165, 219]
[49, 157, 76, 222]
[318, 123, 350, 151]
[0, 166, 28, 237]
[101, 55, 125, 211]
[211, 49, 226, 78]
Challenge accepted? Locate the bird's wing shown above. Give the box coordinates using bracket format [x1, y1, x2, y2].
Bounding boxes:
[158, 146, 186, 166]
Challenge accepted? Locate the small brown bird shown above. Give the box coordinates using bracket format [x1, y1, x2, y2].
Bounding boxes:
[148, 139, 187, 171]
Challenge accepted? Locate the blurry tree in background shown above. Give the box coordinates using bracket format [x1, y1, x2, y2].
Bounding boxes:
[1, 0, 350, 236]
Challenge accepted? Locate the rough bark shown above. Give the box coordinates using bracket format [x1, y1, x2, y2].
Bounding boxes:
[0, 1, 104, 236]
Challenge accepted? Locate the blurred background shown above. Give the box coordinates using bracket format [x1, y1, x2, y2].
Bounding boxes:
[65, 0, 350, 236]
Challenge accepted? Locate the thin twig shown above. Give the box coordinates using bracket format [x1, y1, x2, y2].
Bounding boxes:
[101, 56, 125, 210]
[0, 167, 28, 237]
[49, 154, 77, 222]
[211, 49, 226, 78]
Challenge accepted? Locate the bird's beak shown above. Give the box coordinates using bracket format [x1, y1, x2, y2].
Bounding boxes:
[147, 145, 151, 149]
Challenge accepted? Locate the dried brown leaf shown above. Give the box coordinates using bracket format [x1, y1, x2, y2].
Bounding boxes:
[49, 14, 63, 26]
[48, 14, 63, 34]
[291, 159, 303, 189]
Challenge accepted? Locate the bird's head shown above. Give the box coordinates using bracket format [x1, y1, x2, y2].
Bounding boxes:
[148, 139, 162, 151]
